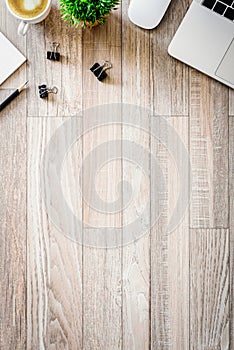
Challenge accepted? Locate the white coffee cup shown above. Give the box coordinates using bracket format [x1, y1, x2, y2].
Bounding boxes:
[5, 0, 52, 36]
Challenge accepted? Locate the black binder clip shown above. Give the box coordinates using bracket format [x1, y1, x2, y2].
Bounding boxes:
[47, 42, 60, 61]
[90, 61, 112, 82]
[38, 84, 58, 99]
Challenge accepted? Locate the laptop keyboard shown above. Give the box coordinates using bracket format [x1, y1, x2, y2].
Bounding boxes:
[202, 0, 234, 21]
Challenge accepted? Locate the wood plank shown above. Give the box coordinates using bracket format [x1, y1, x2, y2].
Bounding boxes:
[82, 6, 122, 349]
[190, 69, 229, 228]
[150, 0, 189, 116]
[27, 117, 83, 349]
[82, 110, 122, 350]
[0, 90, 27, 349]
[150, 117, 189, 349]
[121, 111, 150, 349]
[82, 11, 121, 47]
[82, 11, 122, 110]
[0, 2, 26, 88]
[27, 0, 82, 117]
[229, 118, 234, 350]
[121, 1, 150, 107]
[121, 2, 150, 349]
[229, 89, 234, 116]
[190, 228, 230, 350]
[82, 45, 121, 108]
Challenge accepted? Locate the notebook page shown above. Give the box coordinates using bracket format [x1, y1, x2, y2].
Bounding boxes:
[0, 32, 26, 85]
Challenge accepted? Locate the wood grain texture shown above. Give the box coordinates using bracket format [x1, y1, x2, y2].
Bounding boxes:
[82, 112, 122, 350]
[122, 1, 150, 108]
[150, 0, 190, 116]
[150, 117, 189, 349]
[82, 3, 121, 110]
[0, 90, 27, 350]
[0, 0, 233, 348]
[83, 10, 121, 47]
[27, 0, 82, 117]
[229, 90, 234, 116]
[190, 70, 229, 228]
[190, 229, 230, 350]
[0, 2, 26, 89]
[121, 112, 150, 350]
[229, 118, 234, 350]
[27, 117, 83, 349]
[82, 7, 122, 350]
[121, 2, 150, 349]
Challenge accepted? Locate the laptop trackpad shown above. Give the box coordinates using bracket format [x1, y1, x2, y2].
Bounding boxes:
[216, 38, 234, 85]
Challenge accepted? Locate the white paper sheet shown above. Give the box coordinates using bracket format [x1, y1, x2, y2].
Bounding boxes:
[0, 32, 26, 85]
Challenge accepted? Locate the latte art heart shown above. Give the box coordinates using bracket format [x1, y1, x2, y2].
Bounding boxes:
[8, 0, 48, 19]
[24, 0, 42, 11]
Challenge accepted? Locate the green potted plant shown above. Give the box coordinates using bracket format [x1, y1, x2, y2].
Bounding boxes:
[59, 0, 120, 28]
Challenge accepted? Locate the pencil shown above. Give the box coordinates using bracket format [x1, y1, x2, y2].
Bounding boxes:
[0, 81, 29, 112]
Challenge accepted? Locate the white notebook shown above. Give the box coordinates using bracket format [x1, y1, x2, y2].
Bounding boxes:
[0, 32, 26, 85]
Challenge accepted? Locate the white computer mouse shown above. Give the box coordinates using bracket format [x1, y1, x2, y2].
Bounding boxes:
[128, 0, 172, 29]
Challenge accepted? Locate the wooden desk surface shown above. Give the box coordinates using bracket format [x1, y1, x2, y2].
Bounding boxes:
[0, 0, 234, 349]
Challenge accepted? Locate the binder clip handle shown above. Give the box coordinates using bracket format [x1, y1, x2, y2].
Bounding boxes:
[47, 86, 58, 94]
[47, 42, 60, 61]
[102, 61, 112, 70]
[98, 61, 112, 81]
[38, 84, 58, 99]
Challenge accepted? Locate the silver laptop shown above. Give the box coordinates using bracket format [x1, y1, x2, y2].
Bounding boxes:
[168, 0, 234, 89]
